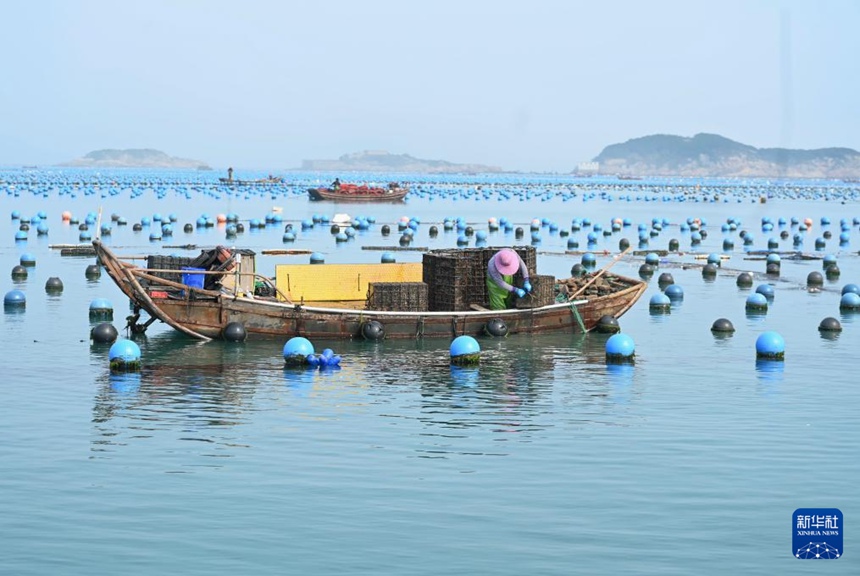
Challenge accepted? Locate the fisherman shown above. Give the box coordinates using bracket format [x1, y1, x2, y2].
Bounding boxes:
[486, 248, 532, 310]
[227, 167, 233, 182]
[332, 177, 341, 189]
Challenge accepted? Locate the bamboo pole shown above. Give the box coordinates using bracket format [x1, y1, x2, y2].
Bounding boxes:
[568, 246, 633, 301]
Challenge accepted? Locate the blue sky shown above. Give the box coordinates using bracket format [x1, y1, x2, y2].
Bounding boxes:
[3, 0, 858, 172]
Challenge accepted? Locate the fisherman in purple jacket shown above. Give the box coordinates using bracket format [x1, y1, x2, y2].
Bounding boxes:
[486, 248, 531, 310]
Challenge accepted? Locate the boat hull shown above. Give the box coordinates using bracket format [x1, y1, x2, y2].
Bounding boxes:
[94, 241, 646, 341]
[308, 187, 408, 202]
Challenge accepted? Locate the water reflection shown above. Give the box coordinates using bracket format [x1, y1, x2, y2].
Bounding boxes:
[755, 359, 784, 385]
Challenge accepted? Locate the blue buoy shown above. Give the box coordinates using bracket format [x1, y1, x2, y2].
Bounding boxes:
[841, 283, 860, 296]
[605, 333, 635, 364]
[746, 293, 768, 311]
[109, 339, 142, 371]
[20, 253, 36, 266]
[450, 335, 480, 365]
[664, 284, 684, 301]
[4, 289, 26, 307]
[581, 252, 596, 267]
[309, 252, 325, 264]
[283, 337, 315, 365]
[89, 298, 113, 320]
[706, 253, 720, 266]
[822, 254, 838, 270]
[755, 284, 775, 299]
[15, 230, 27, 241]
[645, 253, 659, 266]
[840, 292, 860, 311]
[381, 252, 396, 264]
[649, 293, 671, 312]
[755, 331, 785, 360]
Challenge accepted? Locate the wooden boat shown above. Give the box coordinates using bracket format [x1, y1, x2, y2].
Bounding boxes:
[308, 183, 408, 202]
[218, 176, 283, 185]
[93, 240, 646, 342]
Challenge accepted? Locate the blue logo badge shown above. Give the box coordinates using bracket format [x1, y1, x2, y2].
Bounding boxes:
[793, 508, 842, 559]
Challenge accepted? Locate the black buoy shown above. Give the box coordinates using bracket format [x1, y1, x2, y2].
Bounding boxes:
[399, 234, 411, 246]
[45, 277, 64, 293]
[183, 223, 194, 233]
[823, 230, 832, 239]
[90, 322, 119, 344]
[222, 321, 247, 342]
[596, 314, 620, 334]
[780, 230, 789, 240]
[11, 265, 27, 280]
[668, 239, 680, 251]
[236, 223, 245, 233]
[619, 238, 630, 251]
[381, 224, 391, 236]
[515, 227, 524, 239]
[825, 265, 840, 280]
[570, 263, 585, 277]
[464, 226, 474, 237]
[484, 318, 508, 337]
[657, 272, 674, 287]
[19, 222, 30, 231]
[329, 224, 340, 234]
[85, 264, 101, 279]
[765, 262, 780, 275]
[702, 264, 718, 279]
[818, 317, 842, 332]
[78, 223, 88, 231]
[638, 264, 655, 278]
[132, 223, 143, 232]
[711, 318, 735, 333]
[807, 271, 824, 287]
[429, 225, 438, 238]
[736, 272, 753, 288]
[361, 320, 385, 340]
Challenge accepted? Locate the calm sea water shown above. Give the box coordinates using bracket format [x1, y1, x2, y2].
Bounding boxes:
[1, 169, 859, 574]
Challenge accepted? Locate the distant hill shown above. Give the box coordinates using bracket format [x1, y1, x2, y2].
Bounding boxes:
[593, 133, 860, 178]
[300, 150, 502, 174]
[61, 148, 211, 170]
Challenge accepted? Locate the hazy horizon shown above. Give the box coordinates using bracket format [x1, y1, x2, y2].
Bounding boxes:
[4, 0, 858, 172]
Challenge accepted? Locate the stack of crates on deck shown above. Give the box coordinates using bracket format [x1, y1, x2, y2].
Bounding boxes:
[514, 274, 557, 308]
[366, 282, 429, 311]
[146, 255, 195, 285]
[422, 247, 537, 311]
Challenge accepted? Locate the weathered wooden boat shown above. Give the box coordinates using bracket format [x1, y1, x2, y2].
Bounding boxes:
[218, 176, 283, 185]
[94, 241, 646, 342]
[308, 183, 408, 202]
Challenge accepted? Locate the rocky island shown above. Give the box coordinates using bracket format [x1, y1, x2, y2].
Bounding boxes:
[592, 133, 860, 179]
[61, 148, 211, 170]
[300, 150, 502, 174]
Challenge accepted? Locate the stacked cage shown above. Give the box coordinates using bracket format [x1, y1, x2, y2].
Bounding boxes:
[422, 247, 537, 311]
[366, 282, 429, 311]
[146, 255, 195, 284]
[514, 274, 557, 308]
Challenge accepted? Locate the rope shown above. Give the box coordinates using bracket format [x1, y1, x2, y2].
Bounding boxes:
[570, 302, 587, 333]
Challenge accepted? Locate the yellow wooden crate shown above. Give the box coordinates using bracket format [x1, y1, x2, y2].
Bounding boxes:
[275, 263, 423, 302]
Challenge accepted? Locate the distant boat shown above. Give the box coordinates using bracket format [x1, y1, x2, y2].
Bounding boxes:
[219, 176, 283, 185]
[308, 182, 408, 202]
